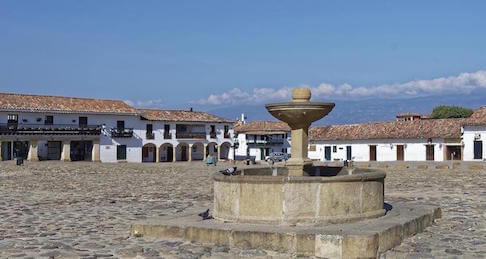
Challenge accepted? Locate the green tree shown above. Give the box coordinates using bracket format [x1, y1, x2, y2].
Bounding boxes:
[431, 105, 473, 119]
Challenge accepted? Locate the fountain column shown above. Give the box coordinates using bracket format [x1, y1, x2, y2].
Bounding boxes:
[286, 126, 312, 176]
[266, 88, 334, 176]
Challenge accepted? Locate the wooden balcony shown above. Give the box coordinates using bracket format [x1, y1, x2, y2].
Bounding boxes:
[0, 123, 101, 135]
[176, 132, 206, 139]
[247, 139, 284, 146]
[110, 128, 134, 138]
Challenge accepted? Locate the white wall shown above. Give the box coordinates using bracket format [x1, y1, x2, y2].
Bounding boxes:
[235, 132, 291, 161]
[463, 125, 486, 161]
[309, 138, 446, 162]
[0, 111, 142, 162]
[0, 111, 235, 163]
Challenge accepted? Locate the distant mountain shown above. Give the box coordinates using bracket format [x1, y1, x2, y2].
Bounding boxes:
[202, 91, 486, 125]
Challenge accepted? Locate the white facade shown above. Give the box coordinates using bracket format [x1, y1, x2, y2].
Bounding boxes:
[137, 121, 234, 162]
[309, 138, 450, 162]
[462, 125, 485, 161]
[235, 132, 290, 161]
[0, 110, 234, 163]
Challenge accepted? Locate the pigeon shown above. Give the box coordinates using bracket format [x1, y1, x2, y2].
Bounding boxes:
[220, 167, 237, 176]
[198, 209, 213, 220]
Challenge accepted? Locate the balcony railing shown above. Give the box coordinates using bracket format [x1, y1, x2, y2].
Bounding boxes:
[176, 132, 206, 139]
[111, 128, 134, 138]
[247, 139, 284, 145]
[0, 123, 101, 135]
[146, 132, 155, 140]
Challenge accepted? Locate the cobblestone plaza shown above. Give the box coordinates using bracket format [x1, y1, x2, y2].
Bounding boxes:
[0, 161, 485, 258]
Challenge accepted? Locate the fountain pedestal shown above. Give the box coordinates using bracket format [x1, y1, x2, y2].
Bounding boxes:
[265, 88, 334, 176]
[286, 127, 313, 176]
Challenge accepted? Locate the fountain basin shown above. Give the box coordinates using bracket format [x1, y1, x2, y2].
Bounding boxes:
[213, 167, 386, 225]
[265, 102, 335, 127]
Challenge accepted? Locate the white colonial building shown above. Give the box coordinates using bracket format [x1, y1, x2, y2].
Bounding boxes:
[234, 120, 290, 161]
[136, 109, 234, 163]
[462, 107, 486, 161]
[308, 109, 486, 162]
[0, 93, 234, 163]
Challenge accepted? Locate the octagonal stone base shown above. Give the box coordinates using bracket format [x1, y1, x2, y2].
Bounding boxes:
[213, 167, 386, 225]
[130, 203, 441, 258]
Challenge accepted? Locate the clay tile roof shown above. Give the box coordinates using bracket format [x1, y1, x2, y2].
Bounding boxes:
[309, 119, 465, 141]
[138, 109, 233, 123]
[464, 107, 486, 126]
[0, 92, 138, 115]
[396, 112, 422, 118]
[234, 120, 291, 134]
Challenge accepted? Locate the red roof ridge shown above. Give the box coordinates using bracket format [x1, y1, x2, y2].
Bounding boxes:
[0, 92, 125, 103]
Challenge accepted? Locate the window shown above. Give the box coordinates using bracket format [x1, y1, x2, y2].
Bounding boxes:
[117, 145, 127, 160]
[146, 124, 154, 139]
[282, 148, 287, 153]
[79, 117, 88, 127]
[309, 145, 316, 151]
[7, 114, 18, 124]
[177, 124, 187, 132]
[224, 125, 230, 138]
[45, 115, 53, 125]
[332, 146, 337, 153]
[164, 124, 171, 139]
[117, 121, 125, 130]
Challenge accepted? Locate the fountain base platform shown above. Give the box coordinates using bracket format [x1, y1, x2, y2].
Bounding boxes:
[130, 203, 441, 258]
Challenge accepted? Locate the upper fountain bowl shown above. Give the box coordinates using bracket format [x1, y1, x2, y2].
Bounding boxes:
[265, 88, 335, 128]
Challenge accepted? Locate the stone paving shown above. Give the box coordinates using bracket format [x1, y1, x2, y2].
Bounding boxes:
[0, 161, 485, 258]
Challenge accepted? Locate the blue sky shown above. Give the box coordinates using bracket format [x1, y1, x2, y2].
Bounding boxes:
[1, 1, 486, 110]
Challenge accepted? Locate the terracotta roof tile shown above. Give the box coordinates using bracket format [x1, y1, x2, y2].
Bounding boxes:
[464, 107, 486, 126]
[139, 109, 233, 123]
[234, 120, 291, 134]
[309, 119, 465, 141]
[0, 93, 138, 115]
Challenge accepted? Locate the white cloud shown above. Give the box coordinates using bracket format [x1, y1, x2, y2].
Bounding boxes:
[124, 98, 164, 108]
[196, 70, 486, 105]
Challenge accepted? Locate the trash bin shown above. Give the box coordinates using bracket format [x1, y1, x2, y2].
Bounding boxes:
[16, 157, 24, 166]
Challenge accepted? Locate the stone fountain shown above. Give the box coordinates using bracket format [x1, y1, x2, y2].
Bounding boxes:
[130, 88, 441, 258]
[266, 88, 334, 177]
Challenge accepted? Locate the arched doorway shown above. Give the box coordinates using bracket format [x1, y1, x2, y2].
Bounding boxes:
[176, 143, 189, 161]
[192, 142, 204, 161]
[207, 142, 218, 159]
[159, 143, 173, 162]
[220, 142, 231, 160]
[142, 143, 157, 162]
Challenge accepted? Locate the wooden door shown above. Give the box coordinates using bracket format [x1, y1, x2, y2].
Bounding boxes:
[426, 145, 434, 161]
[369, 145, 377, 161]
[346, 146, 352, 161]
[324, 146, 331, 161]
[474, 141, 483, 159]
[396, 145, 404, 161]
[181, 145, 187, 161]
[167, 147, 173, 162]
[47, 141, 62, 160]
